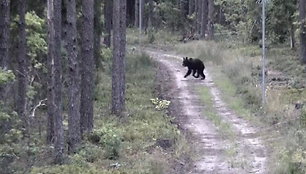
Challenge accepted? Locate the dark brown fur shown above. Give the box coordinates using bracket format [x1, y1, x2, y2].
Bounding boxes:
[182, 57, 206, 80]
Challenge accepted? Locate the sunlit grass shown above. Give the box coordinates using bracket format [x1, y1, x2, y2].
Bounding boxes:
[175, 39, 306, 173]
[30, 52, 189, 174]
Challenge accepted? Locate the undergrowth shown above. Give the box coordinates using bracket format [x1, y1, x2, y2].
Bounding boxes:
[176, 40, 306, 173]
[12, 53, 190, 174]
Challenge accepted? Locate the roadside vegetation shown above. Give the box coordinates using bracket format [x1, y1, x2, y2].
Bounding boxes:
[2, 51, 189, 174]
[176, 39, 306, 173]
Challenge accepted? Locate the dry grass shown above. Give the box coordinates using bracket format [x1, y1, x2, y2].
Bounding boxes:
[176, 40, 306, 173]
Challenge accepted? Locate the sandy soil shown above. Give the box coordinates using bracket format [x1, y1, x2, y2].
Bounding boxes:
[149, 49, 268, 174]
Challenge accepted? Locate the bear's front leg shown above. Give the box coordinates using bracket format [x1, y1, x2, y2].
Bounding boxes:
[184, 69, 192, 78]
[193, 70, 200, 78]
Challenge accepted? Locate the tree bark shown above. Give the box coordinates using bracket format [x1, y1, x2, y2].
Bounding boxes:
[112, 0, 126, 116]
[189, 0, 195, 15]
[148, 0, 153, 29]
[290, 24, 295, 49]
[196, 0, 202, 35]
[94, 0, 102, 68]
[207, 0, 214, 40]
[0, 0, 10, 69]
[17, 0, 28, 131]
[104, 0, 112, 47]
[180, 0, 188, 17]
[299, 0, 306, 63]
[65, 0, 81, 154]
[80, 0, 94, 134]
[201, 0, 208, 39]
[47, 0, 65, 164]
[134, 0, 139, 27]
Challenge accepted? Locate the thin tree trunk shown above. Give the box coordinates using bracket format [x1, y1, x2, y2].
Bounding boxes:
[65, 0, 81, 154]
[47, 0, 64, 164]
[148, 0, 153, 29]
[80, 0, 94, 134]
[140, 0, 144, 30]
[112, 0, 126, 116]
[180, 0, 187, 17]
[134, 0, 139, 27]
[94, 0, 102, 68]
[17, 0, 28, 131]
[189, 0, 195, 15]
[300, 0, 306, 63]
[201, 0, 208, 39]
[290, 24, 295, 49]
[0, 0, 10, 69]
[104, 0, 112, 47]
[0, 0, 11, 107]
[47, 0, 55, 145]
[196, 0, 202, 36]
[207, 0, 214, 40]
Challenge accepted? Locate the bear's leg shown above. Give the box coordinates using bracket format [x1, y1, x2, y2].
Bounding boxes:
[200, 70, 206, 80]
[192, 69, 199, 78]
[184, 69, 192, 78]
[195, 69, 200, 78]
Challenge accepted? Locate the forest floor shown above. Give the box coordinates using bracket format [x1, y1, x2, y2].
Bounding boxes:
[148, 49, 268, 174]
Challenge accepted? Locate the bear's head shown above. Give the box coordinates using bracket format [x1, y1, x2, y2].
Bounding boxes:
[182, 57, 192, 67]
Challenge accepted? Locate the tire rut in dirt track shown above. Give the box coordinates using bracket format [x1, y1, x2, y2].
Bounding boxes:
[148, 50, 268, 174]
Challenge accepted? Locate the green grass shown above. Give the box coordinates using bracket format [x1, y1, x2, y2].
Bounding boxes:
[196, 86, 250, 168]
[26, 53, 189, 174]
[196, 86, 235, 139]
[175, 39, 306, 173]
[127, 28, 180, 49]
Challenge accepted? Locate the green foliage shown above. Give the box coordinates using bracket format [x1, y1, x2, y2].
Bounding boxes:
[25, 11, 47, 70]
[30, 165, 118, 174]
[147, 29, 156, 44]
[73, 144, 104, 164]
[150, 98, 171, 110]
[267, 0, 297, 44]
[45, 52, 186, 174]
[91, 126, 122, 160]
[154, 1, 184, 31]
[0, 69, 15, 85]
[215, 0, 261, 42]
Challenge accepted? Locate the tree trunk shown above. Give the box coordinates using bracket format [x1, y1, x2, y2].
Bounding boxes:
[0, 0, 10, 69]
[148, 0, 153, 29]
[80, 0, 94, 134]
[94, 0, 102, 68]
[0, 0, 11, 108]
[189, 0, 195, 15]
[65, 0, 81, 154]
[17, 0, 28, 131]
[47, 0, 64, 164]
[207, 0, 214, 40]
[134, 0, 139, 27]
[299, 0, 306, 63]
[196, 0, 202, 35]
[201, 0, 208, 39]
[127, 0, 135, 26]
[180, 0, 188, 17]
[290, 24, 295, 49]
[104, 0, 112, 47]
[112, 0, 126, 116]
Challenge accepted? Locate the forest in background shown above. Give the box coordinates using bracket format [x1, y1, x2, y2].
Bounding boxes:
[1, 0, 306, 173]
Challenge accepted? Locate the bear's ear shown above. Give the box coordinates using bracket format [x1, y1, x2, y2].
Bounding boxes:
[189, 58, 193, 61]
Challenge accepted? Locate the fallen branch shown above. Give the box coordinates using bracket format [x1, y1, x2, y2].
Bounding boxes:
[30, 98, 47, 118]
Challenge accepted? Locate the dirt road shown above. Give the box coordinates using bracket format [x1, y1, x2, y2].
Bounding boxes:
[148, 50, 267, 174]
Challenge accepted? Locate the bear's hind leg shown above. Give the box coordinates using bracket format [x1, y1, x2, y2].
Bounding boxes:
[200, 70, 205, 80]
[193, 69, 200, 78]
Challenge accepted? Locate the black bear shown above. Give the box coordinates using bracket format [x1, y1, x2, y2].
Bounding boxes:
[182, 57, 206, 80]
